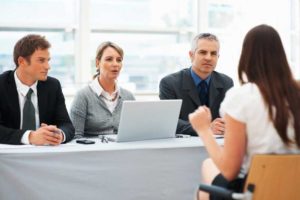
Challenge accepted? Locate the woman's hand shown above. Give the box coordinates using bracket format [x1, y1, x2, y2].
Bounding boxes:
[189, 106, 212, 135]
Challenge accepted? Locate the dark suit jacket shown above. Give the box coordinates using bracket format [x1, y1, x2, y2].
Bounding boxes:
[159, 68, 233, 136]
[0, 70, 75, 144]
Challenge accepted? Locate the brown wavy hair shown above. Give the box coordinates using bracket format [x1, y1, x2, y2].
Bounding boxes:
[13, 34, 51, 68]
[238, 24, 300, 147]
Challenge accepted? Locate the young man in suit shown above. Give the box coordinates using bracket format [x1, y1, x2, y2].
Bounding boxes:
[0, 34, 74, 145]
[159, 33, 233, 136]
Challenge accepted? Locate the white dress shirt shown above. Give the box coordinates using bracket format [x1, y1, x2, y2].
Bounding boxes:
[14, 71, 39, 144]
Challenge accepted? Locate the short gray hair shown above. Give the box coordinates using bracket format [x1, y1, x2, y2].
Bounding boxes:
[191, 33, 219, 52]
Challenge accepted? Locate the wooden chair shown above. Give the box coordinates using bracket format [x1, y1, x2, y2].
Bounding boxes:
[198, 154, 300, 200]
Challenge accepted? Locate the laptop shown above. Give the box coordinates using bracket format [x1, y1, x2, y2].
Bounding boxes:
[110, 99, 182, 142]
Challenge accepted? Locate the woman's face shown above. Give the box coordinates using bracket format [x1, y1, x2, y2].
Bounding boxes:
[97, 47, 123, 81]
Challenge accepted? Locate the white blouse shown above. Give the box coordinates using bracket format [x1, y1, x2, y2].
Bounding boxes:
[220, 83, 299, 175]
[89, 77, 120, 114]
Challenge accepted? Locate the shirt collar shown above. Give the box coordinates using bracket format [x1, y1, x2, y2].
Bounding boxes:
[89, 76, 120, 97]
[14, 70, 38, 97]
[190, 67, 211, 87]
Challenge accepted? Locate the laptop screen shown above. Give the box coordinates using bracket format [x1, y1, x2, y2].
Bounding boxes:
[116, 100, 182, 142]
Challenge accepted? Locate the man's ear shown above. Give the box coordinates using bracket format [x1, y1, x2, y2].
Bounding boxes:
[17, 56, 27, 67]
[189, 51, 194, 62]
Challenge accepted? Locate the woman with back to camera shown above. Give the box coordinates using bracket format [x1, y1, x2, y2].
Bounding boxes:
[189, 24, 300, 200]
[70, 41, 135, 138]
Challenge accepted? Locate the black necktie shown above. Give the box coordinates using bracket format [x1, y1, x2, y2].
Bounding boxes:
[22, 88, 36, 130]
[199, 81, 208, 106]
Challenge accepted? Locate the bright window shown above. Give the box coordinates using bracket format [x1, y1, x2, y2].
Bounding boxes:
[0, 0, 299, 96]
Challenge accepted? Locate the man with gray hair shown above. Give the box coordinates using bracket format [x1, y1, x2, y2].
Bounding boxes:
[159, 33, 233, 136]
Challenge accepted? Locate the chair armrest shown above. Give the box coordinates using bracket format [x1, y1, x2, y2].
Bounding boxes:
[198, 183, 255, 200]
[199, 184, 234, 199]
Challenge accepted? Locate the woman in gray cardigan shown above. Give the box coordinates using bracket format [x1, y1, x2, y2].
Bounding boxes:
[70, 41, 135, 137]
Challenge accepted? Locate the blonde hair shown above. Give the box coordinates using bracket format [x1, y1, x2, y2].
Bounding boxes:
[93, 41, 124, 79]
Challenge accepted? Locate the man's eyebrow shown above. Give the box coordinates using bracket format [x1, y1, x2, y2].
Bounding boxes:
[36, 57, 50, 61]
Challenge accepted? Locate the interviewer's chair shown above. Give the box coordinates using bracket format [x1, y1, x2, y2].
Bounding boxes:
[198, 154, 300, 200]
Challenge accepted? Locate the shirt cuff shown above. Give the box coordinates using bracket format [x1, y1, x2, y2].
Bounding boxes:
[60, 130, 66, 143]
[21, 130, 32, 145]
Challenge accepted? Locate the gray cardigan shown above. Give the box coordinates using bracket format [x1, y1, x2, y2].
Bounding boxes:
[70, 86, 135, 137]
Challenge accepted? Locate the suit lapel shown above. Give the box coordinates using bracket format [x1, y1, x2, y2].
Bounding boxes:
[37, 81, 48, 123]
[182, 70, 201, 106]
[209, 72, 223, 107]
[7, 72, 21, 127]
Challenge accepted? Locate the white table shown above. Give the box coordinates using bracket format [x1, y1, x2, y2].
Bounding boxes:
[0, 137, 223, 200]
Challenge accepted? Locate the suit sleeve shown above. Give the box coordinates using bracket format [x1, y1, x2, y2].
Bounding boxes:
[0, 78, 25, 144]
[0, 112, 24, 144]
[54, 81, 75, 143]
[159, 77, 197, 136]
[228, 78, 234, 89]
[159, 77, 176, 100]
[176, 119, 197, 136]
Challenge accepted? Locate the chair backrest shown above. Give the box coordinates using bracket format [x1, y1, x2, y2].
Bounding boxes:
[244, 154, 300, 200]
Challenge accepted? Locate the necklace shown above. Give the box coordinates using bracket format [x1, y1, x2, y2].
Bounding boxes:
[101, 93, 118, 102]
